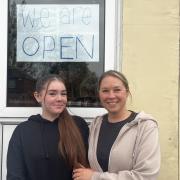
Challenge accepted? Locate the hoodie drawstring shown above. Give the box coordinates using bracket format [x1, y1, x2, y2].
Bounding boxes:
[41, 122, 49, 159]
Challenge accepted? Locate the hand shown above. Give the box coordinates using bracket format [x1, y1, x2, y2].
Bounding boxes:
[73, 167, 94, 180]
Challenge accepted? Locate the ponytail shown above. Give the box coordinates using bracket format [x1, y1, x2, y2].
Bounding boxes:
[58, 109, 89, 168]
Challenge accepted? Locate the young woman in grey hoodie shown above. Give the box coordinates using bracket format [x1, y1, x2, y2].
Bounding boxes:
[73, 70, 160, 180]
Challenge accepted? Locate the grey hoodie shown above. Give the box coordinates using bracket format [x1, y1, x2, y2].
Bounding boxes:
[88, 111, 160, 180]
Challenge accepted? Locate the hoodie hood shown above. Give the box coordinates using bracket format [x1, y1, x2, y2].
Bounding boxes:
[28, 114, 59, 124]
[127, 111, 158, 127]
[92, 111, 157, 129]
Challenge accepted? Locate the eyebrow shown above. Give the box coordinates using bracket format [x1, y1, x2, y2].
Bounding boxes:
[101, 85, 124, 89]
[47, 89, 67, 92]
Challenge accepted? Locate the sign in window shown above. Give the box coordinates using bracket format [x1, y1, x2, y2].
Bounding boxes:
[16, 4, 99, 62]
[7, 0, 105, 107]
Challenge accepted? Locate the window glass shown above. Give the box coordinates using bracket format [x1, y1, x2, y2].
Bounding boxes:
[7, 0, 105, 107]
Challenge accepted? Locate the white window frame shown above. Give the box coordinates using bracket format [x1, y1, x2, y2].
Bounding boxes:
[0, 0, 122, 119]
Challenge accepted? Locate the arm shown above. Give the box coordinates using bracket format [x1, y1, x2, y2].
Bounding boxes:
[7, 126, 27, 180]
[73, 116, 89, 152]
[73, 115, 90, 167]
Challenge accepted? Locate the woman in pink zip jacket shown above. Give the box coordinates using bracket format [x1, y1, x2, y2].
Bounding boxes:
[73, 70, 160, 180]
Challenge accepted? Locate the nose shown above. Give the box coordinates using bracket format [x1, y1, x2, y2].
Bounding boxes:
[108, 91, 116, 98]
[56, 94, 63, 100]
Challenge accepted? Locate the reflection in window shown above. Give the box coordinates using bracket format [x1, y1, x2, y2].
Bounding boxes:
[7, 0, 105, 107]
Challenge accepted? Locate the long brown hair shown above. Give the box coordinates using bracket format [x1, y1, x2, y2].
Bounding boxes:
[35, 74, 88, 168]
[59, 108, 88, 168]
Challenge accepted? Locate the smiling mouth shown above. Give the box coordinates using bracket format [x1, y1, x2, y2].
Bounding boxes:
[107, 102, 117, 105]
[54, 104, 65, 108]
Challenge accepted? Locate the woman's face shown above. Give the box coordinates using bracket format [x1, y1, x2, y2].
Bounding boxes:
[99, 75, 129, 115]
[35, 80, 67, 120]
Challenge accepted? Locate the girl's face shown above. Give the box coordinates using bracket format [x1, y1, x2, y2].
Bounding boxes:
[34, 80, 67, 120]
[99, 76, 129, 116]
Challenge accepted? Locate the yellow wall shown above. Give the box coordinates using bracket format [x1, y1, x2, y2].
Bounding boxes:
[122, 0, 179, 180]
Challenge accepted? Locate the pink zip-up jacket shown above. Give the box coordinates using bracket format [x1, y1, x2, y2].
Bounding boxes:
[88, 111, 160, 180]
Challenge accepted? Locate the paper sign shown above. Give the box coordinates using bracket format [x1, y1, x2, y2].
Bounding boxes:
[16, 4, 99, 62]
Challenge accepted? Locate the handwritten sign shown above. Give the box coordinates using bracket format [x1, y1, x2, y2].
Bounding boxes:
[16, 4, 99, 62]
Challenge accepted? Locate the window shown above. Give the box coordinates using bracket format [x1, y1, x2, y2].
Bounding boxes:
[0, 0, 120, 118]
[8, 0, 105, 108]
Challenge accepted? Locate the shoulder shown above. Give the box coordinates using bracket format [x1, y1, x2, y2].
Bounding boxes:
[72, 115, 87, 124]
[136, 111, 158, 127]
[89, 115, 104, 133]
[72, 115, 89, 129]
[90, 115, 104, 127]
[9, 121, 28, 145]
[12, 120, 29, 135]
[72, 115, 89, 141]
[11, 114, 40, 137]
[133, 112, 159, 138]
